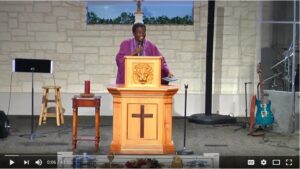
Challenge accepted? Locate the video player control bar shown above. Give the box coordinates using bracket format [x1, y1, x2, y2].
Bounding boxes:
[0, 154, 57, 168]
[220, 156, 299, 168]
[0, 154, 299, 168]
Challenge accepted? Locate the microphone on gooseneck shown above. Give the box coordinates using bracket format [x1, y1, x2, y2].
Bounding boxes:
[139, 36, 144, 46]
[138, 36, 144, 56]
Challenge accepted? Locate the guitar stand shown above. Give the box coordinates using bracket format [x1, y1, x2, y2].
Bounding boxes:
[248, 126, 265, 137]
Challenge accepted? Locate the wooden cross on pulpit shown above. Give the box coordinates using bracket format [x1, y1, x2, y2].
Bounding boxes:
[132, 105, 153, 138]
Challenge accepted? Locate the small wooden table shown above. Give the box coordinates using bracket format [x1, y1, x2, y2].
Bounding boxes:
[72, 95, 101, 152]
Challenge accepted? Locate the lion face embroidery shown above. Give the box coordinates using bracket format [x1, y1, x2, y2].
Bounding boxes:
[133, 63, 153, 84]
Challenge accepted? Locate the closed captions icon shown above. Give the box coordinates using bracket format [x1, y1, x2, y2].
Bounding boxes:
[247, 159, 255, 166]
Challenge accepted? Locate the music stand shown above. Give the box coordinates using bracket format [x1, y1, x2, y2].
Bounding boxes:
[12, 58, 53, 140]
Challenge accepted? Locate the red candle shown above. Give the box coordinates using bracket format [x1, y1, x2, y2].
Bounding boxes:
[84, 80, 90, 94]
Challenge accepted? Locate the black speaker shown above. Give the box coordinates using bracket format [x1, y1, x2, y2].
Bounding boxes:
[0, 111, 9, 138]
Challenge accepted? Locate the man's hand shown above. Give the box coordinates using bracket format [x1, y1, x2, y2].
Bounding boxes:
[131, 46, 143, 56]
[168, 72, 174, 78]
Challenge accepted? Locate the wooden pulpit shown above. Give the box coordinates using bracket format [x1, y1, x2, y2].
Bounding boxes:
[107, 56, 178, 154]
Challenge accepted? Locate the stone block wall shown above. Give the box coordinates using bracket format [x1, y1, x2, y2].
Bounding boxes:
[0, 1, 260, 116]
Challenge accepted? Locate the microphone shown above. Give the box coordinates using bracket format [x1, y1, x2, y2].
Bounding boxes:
[137, 36, 144, 56]
[138, 36, 144, 46]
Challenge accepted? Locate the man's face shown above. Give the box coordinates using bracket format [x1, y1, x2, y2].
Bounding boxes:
[134, 27, 146, 42]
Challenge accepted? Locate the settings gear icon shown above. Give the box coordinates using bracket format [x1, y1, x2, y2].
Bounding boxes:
[261, 159, 267, 166]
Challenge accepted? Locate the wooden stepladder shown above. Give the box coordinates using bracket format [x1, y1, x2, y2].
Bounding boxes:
[39, 86, 65, 126]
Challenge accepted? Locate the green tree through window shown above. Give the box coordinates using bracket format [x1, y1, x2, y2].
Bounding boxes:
[87, 1, 193, 25]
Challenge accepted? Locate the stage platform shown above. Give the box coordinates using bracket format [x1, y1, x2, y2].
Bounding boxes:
[0, 116, 298, 156]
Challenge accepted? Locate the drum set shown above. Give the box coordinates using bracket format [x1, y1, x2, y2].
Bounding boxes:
[265, 41, 299, 91]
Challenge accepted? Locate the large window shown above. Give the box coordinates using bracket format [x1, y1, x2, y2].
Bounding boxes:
[87, 1, 193, 25]
[260, 0, 299, 91]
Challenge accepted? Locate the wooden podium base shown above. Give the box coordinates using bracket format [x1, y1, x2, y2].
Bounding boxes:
[107, 84, 178, 154]
[110, 143, 175, 155]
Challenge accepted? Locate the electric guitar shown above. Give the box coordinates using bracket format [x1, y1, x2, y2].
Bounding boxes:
[255, 63, 274, 126]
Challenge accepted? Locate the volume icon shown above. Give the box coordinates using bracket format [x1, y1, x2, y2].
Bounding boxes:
[35, 159, 42, 166]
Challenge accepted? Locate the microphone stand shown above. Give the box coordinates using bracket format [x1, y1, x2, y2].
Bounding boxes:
[244, 82, 252, 128]
[235, 82, 252, 131]
[177, 84, 193, 155]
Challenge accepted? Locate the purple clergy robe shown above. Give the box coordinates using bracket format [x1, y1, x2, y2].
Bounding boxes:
[115, 38, 170, 84]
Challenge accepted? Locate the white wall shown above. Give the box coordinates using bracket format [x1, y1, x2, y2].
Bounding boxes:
[0, 1, 260, 116]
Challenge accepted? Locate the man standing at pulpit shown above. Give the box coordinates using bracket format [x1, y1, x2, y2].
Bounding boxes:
[115, 23, 173, 84]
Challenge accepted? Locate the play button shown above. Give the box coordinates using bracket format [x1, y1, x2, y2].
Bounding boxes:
[9, 159, 15, 166]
